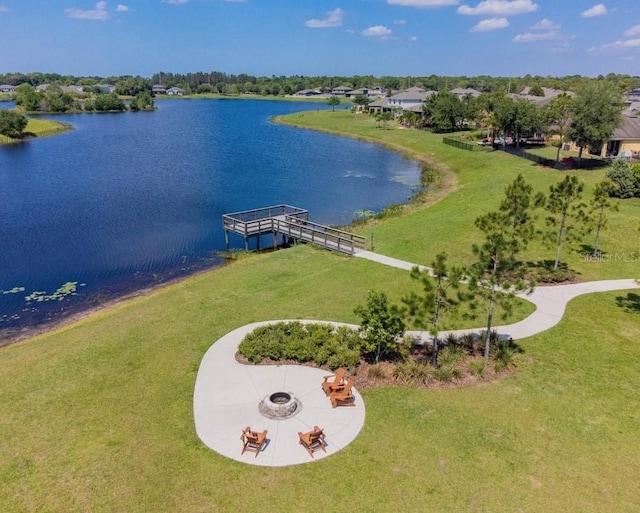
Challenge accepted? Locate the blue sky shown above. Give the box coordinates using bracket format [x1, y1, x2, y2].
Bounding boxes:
[1, 0, 640, 78]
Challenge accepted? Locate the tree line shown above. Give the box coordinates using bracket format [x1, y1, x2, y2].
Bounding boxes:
[2, 71, 639, 98]
[10, 84, 154, 114]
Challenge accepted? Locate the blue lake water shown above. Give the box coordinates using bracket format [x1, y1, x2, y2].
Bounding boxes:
[0, 99, 420, 337]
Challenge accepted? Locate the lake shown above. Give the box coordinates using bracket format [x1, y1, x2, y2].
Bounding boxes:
[0, 99, 421, 338]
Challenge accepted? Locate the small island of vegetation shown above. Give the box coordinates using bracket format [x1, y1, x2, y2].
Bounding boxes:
[0, 109, 71, 144]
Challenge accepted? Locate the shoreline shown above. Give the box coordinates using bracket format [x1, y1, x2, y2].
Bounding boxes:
[0, 255, 232, 348]
[1, 113, 458, 348]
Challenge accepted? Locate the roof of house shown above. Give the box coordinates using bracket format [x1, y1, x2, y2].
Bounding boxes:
[367, 98, 388, 108]
[611, 114, 640, 140]
[295, 88, 322, 95]
[0, 84, 16, 89]
[509, 87, 574, 106]
[61, 85, 83, 94]
[389, 88, 436, 101]
[450, 87, 481, 98]
[332, 85, 352, 92]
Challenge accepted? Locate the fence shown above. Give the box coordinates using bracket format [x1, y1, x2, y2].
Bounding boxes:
[442, 137, 490, 152]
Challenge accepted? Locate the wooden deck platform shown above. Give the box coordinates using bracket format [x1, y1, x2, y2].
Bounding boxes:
[222, 205, 366, 255]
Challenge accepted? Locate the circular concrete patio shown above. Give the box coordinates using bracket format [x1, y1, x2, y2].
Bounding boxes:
[193, 321, 366, 467]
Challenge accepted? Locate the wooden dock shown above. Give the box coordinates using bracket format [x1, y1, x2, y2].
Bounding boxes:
[222, 205, 366, 255]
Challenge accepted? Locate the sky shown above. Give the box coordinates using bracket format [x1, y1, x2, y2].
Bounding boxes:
[1, 0, 640, 78]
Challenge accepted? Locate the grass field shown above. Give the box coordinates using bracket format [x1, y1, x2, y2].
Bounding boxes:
[0, 117, 72, 144]
[1, 110, 639, 512]
[277, 111, 640, 281]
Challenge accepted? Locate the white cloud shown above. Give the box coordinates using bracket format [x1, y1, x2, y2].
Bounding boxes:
[116, 4, 128, 12]
[458, 0, 539, 16]
[410, 36, 419, 41]
[581, 4, 607, 18]
[513, 30, 559, 42]
[624, 24, 640, 37]
[532, 18, 559, 30]
[65, 1, 109, 20]
[387, 0, 459, 7]
[306, 8, 344, 28]
[0, 6, 8, 12]
[162, 0, 189, 4]
[394, 19, 407, 25]
[470, 17, 509, 32]
[603, 38, 640, 49]
[361, 25, 392, 37]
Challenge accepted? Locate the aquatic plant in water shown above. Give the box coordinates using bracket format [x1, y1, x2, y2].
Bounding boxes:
[24, 282, 79, 303]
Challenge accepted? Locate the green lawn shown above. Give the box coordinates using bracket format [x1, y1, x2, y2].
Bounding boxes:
[0, 117, 72, 144]
[277, 111, 640, 281]
[1, 110, 639, 512]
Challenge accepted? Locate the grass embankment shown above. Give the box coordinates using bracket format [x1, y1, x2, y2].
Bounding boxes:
[1, 110, 639, 512]
[277, 110, 640, 281]
[0, 118, 72, 144]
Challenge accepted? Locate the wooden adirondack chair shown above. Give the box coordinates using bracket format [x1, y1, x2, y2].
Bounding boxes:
[298, 426, 327, 457]
[321, 368, 347, 396]
[329, 378, 355, 408]
[240, 426, 268, 458]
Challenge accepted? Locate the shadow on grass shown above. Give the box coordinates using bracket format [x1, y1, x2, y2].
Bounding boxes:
[616, 292, 640, 314]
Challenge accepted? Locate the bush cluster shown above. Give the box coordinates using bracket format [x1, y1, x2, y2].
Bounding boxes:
[392, 331, 521, 386]
[238, 322, 362, 369]
[606, 160, 640, 198]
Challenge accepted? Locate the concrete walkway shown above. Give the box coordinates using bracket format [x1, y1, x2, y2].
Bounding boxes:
[194, 250, 637, 467]
[357, 250, 639, 340]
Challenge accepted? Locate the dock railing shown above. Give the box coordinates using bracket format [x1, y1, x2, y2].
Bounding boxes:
[277, 216, 367, 255]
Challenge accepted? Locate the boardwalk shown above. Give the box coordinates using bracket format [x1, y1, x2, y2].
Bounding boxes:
[222, 205, 366, 255]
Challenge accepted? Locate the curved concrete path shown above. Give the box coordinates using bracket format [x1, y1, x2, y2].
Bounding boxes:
[357, 251, 639, 340]
[194, 250, 637, 467]
[193, 321, 365, 468]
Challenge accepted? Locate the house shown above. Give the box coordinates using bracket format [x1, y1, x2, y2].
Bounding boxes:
[344, 86, 388, 99]
[35, 84, 49, 92]
[294, 88, 323, 97]
[166, 87, 184, 96]
[97, 84, 116, 93]
[386, 87, 436, 111]
[60, 85, 84, 94]
[624, 88, 640, 103]
[602, 115, 640, 159]
[331, 85, 353, 96]
[509, 87, 573, 107]
[344, 88, 369, 98]
[568, 113, 640, 159]
[0, 84, 16, 93]
[152, 84, 167, 95]
[366, 97, 389, 114]
[450, 87, 481, 100]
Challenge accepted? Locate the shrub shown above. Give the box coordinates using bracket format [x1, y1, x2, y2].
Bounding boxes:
[435, 364, 462, 382]
[437, 347, 464, 367]
[326, 349, 360, 370]
[468, 358, 487, 378]
[393, 361, 435, 386]
[491, 337, 519, 372]
[367, 364, 387, 379]
[606, 159, 639, 198]
[238, 322, 362, 369]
